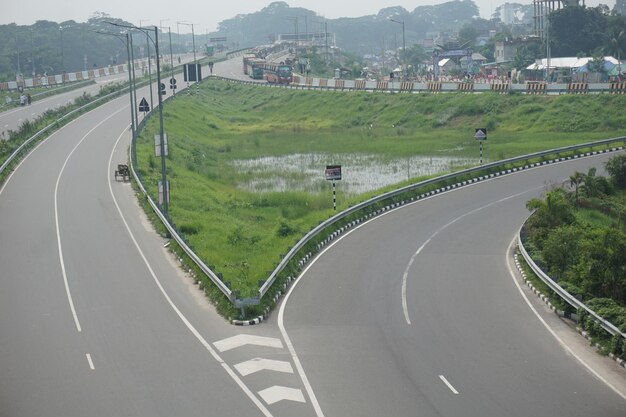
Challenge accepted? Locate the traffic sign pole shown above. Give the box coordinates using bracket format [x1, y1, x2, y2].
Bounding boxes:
[474, 128, 487, 165]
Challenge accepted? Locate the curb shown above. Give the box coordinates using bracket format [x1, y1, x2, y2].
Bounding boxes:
[513, 252, 626, 369]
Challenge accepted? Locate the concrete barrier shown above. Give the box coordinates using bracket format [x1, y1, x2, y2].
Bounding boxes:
[457, 82, 474, 92]
[491, 82, 510, 93]
[567, 82, 588, 94]
[526, 81, 546, 94]
[427, 81, 442, 92]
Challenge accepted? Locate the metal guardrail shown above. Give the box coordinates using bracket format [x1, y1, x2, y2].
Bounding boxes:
[518, 223, 626, 339]
[128, 79, 235, 302]
[128, 152, 234, 301]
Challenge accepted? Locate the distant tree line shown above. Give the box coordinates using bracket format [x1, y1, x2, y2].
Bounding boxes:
[0, 13, 194, 82]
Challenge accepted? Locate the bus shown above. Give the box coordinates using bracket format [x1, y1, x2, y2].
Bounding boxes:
[261, 63, 293, 84]
[245, 58, 266, 80]
[242, 54, 257, 75]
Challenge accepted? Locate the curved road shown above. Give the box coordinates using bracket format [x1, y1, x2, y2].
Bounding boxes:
[1, 54, 624, 416]
[280, 153, 626, 416]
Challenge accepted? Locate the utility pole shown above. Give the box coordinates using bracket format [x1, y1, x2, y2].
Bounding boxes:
[140, 20, 154, 111]
[106, 22, 169, 215]
[389, 18, 405, 77]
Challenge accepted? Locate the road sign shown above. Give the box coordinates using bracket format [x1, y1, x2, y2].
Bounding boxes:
[138, 97, 150, 112]
[325, 165, 342, 181]
[154, 133, 168, 156]
[170, 77, 177, 89]
[474, 128, 487, 140]
[184, 64, 202, 82]
[160, 82, 166, 96]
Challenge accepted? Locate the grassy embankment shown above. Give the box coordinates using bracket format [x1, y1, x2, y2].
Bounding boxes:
[135, 79, 626, 310]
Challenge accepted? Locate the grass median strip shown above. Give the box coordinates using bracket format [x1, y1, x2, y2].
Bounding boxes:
[135, 79, 626, 315]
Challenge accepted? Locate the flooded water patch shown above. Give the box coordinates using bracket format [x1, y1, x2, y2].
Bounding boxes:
[231, 153, 478, 195]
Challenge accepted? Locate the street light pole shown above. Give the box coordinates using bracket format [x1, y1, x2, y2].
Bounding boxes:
[96, 30, 137, 137]
[59, 26, 65, 81]
[140, 20, 154, 111]
[178, 22, 198, 93]
[160, 24, 176, 96]
[389, 18, 405, 77]
[107, 22, 169, 216]
[129, 32, 139, 129]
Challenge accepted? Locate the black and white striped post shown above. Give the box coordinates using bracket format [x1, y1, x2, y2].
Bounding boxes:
[325, 165, 342, 211]
[474, 128, 487, 165]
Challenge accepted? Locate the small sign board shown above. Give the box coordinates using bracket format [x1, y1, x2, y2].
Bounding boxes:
[474, 128, 487, 140]
[184, 64, 202, 82]
[158, 180, 170, 206]
[325, 165, 342, 181]
[170, 77, 177, 89]
[138, 97, 150, 112]
[154, 133, 168, 156]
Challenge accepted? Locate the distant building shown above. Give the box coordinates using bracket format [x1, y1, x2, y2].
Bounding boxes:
[495, 40, 518, 63]
[495, 36, 542, 63]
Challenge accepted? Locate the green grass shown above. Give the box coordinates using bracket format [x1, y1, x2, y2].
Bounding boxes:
[135, 79, 626, 305]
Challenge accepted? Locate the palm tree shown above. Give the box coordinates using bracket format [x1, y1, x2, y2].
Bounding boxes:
[606, 30, 625, 78]
[569, 171, 584, 206]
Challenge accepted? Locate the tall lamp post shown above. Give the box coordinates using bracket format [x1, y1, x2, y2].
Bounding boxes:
[178, 21, 198, 93]
[59, 26, 65, 81]
[177, 22, 196, 67]
[107, 22, 169, 216]
[140, 19, 154, 110]
[389, 18, 405, 77]
[285, 17, 298, 62]
[95, 30, 137, 138]
[159, 22, 176, 96]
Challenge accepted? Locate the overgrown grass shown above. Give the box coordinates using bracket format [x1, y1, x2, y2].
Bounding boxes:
[135, 79, 626, 306]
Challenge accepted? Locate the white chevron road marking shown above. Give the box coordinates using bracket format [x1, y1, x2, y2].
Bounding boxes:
[214, 334, 283, 352]
[235, 358, 294, 377]
[258, 386, 306, 405]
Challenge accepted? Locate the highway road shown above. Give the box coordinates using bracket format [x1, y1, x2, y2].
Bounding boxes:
[279, 152, 626, 416]
[1, 53, 625, 416]
[0, 53, 197, 138]
[0, 58, 320, 417]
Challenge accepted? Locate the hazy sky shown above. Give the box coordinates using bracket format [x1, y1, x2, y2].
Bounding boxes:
[1, 0, 607, 32]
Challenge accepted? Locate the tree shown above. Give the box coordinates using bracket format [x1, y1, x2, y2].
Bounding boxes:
[458, 24, 479, 48]
[605, 29, 626, 75]
[569, 171, 584, 205]
[512, 42, 543, 70]
[401, 44, 428, 76]
[541, 225, 581, 279]
[526, 188, 576, 230]
[606, 154, 626, 190]
[549, 6, 610, 57]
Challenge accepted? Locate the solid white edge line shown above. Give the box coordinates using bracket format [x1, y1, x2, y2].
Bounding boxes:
[439, 375, 459, 394]
[277, 265, 326, 417]
[107, 127, 274, 417]
[54, 107, 126, 333]
[86, 353, 95, 370]
[506, 236, 626, 402]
